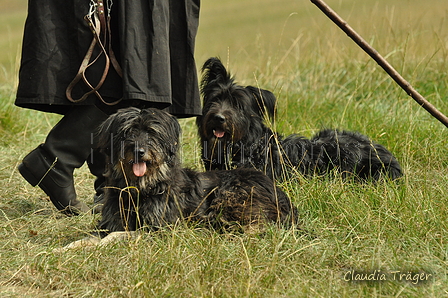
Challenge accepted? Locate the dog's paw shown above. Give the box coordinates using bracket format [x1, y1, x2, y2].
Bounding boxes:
[53, 236, 101, 252]
[98, 231, 137, 246]
[52, 231, 138, 252]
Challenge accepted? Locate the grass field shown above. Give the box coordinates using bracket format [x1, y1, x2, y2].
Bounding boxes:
[1, 0, 448, 296]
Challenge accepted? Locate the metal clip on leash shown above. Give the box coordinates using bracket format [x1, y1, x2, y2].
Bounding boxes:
[66, 0, 123, 106]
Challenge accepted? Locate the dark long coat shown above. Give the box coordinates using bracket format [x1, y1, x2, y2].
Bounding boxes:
[15, 0, 201, 117]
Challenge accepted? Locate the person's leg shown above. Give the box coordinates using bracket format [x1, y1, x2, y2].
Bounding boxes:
[18, 105, 108, 215]
[87, 149, 107, 214]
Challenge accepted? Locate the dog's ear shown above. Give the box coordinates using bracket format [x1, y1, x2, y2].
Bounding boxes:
[96, 112, 119, 153]
[245, 86, 277, 120]
[200, 57, 233, 95]
[157, 111, 182, 165]
[165, 113, 182, 156]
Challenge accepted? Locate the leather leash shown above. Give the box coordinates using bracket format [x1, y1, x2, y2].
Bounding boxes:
[66, 0, 123, 106]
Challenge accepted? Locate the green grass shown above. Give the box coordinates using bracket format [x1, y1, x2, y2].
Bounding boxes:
[1, 0, 448, 296]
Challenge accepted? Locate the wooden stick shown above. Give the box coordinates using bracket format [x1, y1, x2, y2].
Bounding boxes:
[311, 0, 448, 128]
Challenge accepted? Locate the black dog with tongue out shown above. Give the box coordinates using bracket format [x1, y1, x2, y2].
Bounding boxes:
[95, 107, 298, 234]
[197, 57, 402, 181]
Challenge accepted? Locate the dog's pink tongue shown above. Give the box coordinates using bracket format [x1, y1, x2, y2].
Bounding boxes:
[133, 162, 147, 177]
[213, 129, 225, 138]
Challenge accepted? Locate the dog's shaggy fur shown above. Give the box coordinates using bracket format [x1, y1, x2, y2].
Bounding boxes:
[197, 57, 402, 181]
[96, 107, 297, 234]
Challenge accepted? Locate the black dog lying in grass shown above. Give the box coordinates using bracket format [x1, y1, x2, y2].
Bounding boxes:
[96, 107, 298, 234]
[197, 57, 402, 181]
[57, 107, 298, 250]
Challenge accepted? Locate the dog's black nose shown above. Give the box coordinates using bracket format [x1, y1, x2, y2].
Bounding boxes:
[214, 114, 226, 123]
[137, 148, 145, 157]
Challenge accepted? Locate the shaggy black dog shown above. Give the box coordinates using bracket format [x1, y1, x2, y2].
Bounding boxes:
[197, 57, 402, 181]
[96, 107, 297, 234]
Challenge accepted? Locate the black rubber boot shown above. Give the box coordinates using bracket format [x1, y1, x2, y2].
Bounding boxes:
[87, 149, 107, 214]
[18, 105, 108, 216]
[92, 177, 106, 214]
